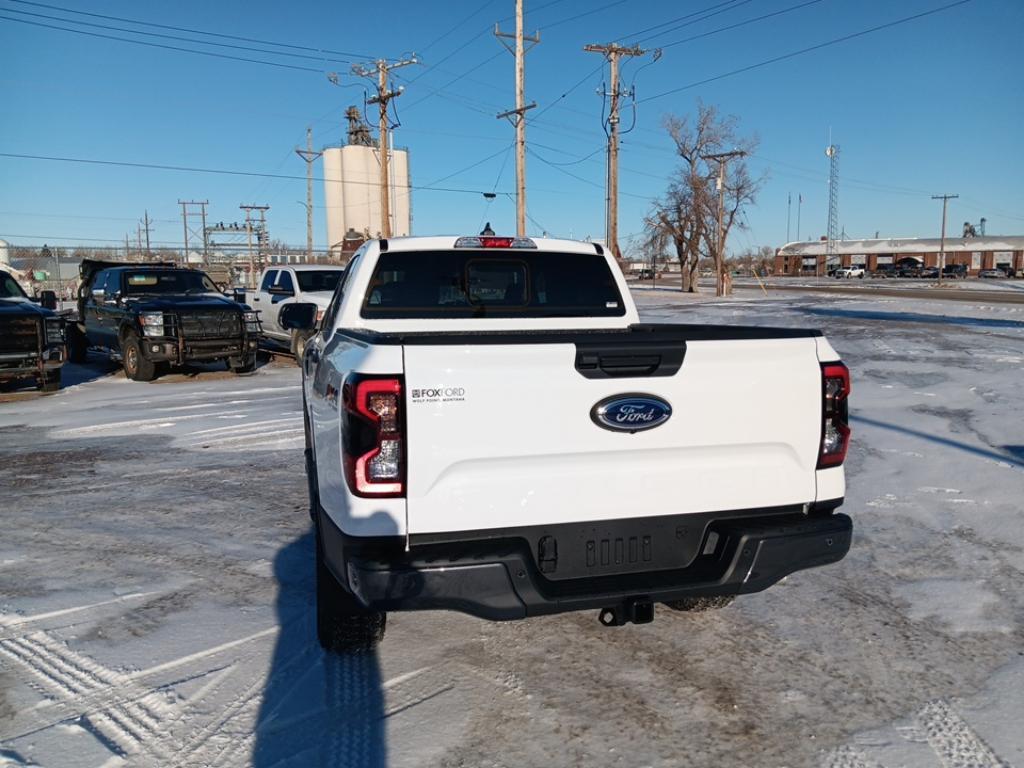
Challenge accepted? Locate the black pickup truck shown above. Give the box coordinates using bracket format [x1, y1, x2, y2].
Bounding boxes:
[68, 260, 261, 381]
[0, 269, 65, 392]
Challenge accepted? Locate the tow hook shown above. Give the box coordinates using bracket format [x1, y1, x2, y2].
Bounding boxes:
[598, 600, 654, 627]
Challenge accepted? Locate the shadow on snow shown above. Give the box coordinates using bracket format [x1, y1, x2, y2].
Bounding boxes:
[253, 532, 386, 768]
[851, 415, 1024, 469]
[797, 306, 1024, 330]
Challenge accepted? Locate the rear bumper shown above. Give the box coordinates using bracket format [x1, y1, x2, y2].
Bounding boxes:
[319, 503, 851, 621]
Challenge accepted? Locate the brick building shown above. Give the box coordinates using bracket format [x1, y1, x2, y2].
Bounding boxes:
[774, 236, 1024, 276]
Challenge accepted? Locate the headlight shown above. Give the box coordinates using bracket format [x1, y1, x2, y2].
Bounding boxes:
[45, 319, 64, 344]
[243, 310, 261, 333]
[140, 312, 164, 337]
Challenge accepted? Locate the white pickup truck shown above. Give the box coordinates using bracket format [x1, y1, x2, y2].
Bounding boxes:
[281, 235, 852, 653]
[248, 264, 346, 360]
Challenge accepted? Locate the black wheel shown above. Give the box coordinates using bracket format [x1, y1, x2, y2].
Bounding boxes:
[663, 596, 735, 613]
[230, 357, 256, 375]
[316, 535, 385, 654]
[67, 325, 88, 363]
[291, 330, 312, 366]
[122, 334, 157, 381]
[39, 370, 61, 392]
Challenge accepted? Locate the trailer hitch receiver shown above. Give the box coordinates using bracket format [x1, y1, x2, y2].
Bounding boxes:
[599, 599, 654, 627]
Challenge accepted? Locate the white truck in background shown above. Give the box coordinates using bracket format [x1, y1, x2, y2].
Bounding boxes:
[280, 235, 853, 654]
[248, 264, 346, 361]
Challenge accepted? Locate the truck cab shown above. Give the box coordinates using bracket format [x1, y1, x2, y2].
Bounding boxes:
[250, 264, 346, 361]
[69, 260, 261, 381]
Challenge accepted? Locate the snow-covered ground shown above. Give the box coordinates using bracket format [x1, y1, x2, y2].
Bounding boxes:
[1, 289, 1022, 768]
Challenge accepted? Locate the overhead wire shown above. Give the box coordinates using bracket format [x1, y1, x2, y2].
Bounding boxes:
[638, 0, 976, 103]
[4, 0, 374, 58]
[0, 152, 513, 196]
[0, 6, 356, 65]
[0, 14, 324, 73]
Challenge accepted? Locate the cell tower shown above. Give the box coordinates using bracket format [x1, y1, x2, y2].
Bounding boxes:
[825, 142, 840, 273]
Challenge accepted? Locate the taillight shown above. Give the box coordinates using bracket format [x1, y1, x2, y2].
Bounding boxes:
[818, 362, 851, 468]
[453, 235, 537, 249]
[342, 375, 405, 497]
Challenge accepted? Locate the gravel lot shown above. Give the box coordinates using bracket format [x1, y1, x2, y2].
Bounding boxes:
[1, 289, 1022, 768]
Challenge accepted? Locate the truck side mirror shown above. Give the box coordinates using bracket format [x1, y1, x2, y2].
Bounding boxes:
[39, 290, 58, 310]
[279, 302, 317, 331]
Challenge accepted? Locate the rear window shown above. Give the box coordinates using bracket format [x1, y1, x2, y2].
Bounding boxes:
[361, 250, 625, 318]
[296, 270, 345, 292]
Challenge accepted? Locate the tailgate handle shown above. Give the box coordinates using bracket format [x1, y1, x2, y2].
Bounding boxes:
[575, 343, 685, 379]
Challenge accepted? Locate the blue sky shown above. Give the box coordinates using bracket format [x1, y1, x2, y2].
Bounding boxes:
[1, 0, 1021, 255]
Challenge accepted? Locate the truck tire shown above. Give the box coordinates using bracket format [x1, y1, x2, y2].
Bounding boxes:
[316, 538, 386, 654]
[39, 370, 61, 393]
[67, 324, 88, 363]
[663, 596, 735, 613]
[122, 333, 157, 382]
[291, 330, 312, 365]
[229, 357, 256, 375]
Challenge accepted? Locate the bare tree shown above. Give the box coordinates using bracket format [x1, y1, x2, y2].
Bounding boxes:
[645, 102, 763, 293]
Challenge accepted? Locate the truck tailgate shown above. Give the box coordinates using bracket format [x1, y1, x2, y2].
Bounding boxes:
[403, 332, 823, 534]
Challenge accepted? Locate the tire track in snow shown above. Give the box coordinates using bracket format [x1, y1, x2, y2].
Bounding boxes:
[0, 631, 175, 763]
[917, 699, 1010, 768]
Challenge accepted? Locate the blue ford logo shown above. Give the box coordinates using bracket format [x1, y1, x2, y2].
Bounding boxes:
[591, 394, 672, 433]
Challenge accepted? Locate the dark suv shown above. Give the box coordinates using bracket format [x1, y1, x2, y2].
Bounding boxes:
[942, 264, 968, 279]
[68, 260, 261, 381]
[0, 269, 65, 391]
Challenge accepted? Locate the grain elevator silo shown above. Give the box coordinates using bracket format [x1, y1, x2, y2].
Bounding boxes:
[323, 107, 411, 256]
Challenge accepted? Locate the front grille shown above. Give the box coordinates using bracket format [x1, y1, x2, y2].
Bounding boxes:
[0, 317, 40, 353]
[178, 311, 241, 340]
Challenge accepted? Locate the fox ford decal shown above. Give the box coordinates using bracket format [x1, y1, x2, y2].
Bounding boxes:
[591, 394, 672, 433]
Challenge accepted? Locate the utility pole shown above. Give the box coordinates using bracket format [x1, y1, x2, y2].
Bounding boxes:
[179, 200, 209, 266]
[352, 56, 417, 238]
[932, 193, 958, 285]
[496, 0, 539, 237]
[797, 193, 803, 241]
[786, 193, 792, 243]
[295, 127, 322, 260]
[703, 150, 747, 297]
[140, 210, 152, 257]
[240, 204, 270, 288]
[583, 42, 648, 261]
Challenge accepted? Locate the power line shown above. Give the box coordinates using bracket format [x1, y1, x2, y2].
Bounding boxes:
[0, 151, 512, 196]
[656, 0, 826, 50]
[528, 147, 652, 200]
[638, 0, 976, 103]
[1, 7, 357, 65]
[0, 14, 324, 72]
[4, 0, 374, 58]
[620, 0, 752, 41]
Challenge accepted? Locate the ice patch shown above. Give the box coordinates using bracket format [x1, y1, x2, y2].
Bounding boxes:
[895, 579, 1010, 633]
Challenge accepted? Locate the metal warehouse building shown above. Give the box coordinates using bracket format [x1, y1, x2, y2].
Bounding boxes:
[774, 236, 1024, 276]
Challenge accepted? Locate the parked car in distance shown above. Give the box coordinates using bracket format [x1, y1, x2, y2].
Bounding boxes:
[833, 266, 865, 279]
[897, 265, 922, 278]
[870, 265, 897, 278]
[979, 268, 1007, 279]
[919, 266, 939, 279]
[0, 269, 65, 391]
[942, 264, 968, 279]
[249, 264, 347, 362]
[285, 234, 853, 654]
[636, 268, 655, 280]
[68, 260, 261, 381]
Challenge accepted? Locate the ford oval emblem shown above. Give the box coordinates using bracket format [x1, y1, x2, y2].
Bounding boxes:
[591, 393, 672, 433]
